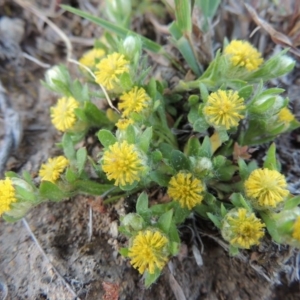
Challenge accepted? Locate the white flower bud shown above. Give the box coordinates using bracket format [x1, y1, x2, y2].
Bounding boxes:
[45, 65, 68, 90]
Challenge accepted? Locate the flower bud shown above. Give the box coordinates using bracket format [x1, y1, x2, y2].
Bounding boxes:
[44, 65, 70, 92]
[105, 0, 131, 24]
[273, 208, 300, 247]
[122, 36, 142, 60]
[121, 213, 145, 232]
[250, 94, 284, 115]
[269, 55, 295, 78]
[191, 157, 213, 177]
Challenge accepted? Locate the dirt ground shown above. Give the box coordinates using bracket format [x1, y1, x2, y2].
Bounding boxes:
[1, 1, 300, 299]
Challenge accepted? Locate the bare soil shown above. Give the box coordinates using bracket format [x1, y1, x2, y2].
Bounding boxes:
[0, 1, 300, 299]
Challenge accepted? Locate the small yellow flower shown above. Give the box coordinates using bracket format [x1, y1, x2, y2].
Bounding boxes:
[51, 97, 79, 132]
[118, 87, 151, 117]
[116, 118, 134, 130]
[128, 230, 169, 274]
[221, 208, 265, 249]
[203, 90, 246, 130]
[168, 172, 204, 210]
[278, 107, 295, 124]
[244, 168, 289, 209]
[224, 40, 263, 71]
[102, 141, 144, 186]
[39, 156, 69, 183]
[79, 48, 105, 68]
[95, 52, 129, 90]
[292, 216, 300, 241]
[0, 178, 17, 215]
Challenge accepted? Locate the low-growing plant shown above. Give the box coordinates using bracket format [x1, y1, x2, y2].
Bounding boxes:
[1, 0, 300, 287]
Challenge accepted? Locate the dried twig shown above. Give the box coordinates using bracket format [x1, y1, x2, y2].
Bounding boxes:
[13, 0, 72, 61]
[22, 52, 51, 68]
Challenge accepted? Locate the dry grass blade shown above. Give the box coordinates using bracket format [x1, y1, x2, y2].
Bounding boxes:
[245, 3, 300, 56]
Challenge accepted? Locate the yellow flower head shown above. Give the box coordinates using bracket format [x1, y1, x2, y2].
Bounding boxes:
[203, 90, 246, 130]
[168, 172, 204, 210]
[221, 208, 265, 249]
[95, 52, 129, 90]
[116, 118, 134, 130]
[224, 40, 263, 71]
[51, 97, 79, 132]
[39, 156, 69, 183]
[128, 230, 169, 274]
[292, 216, 300, 241]
[278, 107, 295, 124]
[79, 48, 105, 68]
[102, 141, 144, 186]
[244, 168, 289, 209]
[0, 178, 17, 215]
[118, 87, 151, 117]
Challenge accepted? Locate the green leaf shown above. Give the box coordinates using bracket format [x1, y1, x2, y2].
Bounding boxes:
[119, 247, 129, 257]
[217, 129, 229, 143]
[238, 158, 249, 180]
[260, 211, 281, 243]
[174, 0, 192, 33]
[263, 143, 278, 170]
[194, 203, 210, 219]
[217, 164, 237, 181]
[173, 204, 190, 224]
[169, 222, 181, 243]
[97, 129, 117, 148]
[284, 195, 300, 210]
[157, 209, 173, 234]
[229, 245, 239, 256]
[119, 181, 138, 191]
[238, 85, 253, 100]
[220, 203, 227, 218]
[230, 193, 252, 211]
[171, 150, 191, 171]
[159, 143, 173, 160]
[136, 192, 149, 215]
[14, 186, 36, 202]
[199, 136, 212, 157]
[184, 136, 201, 156]
[173, 36, 202, 76]
[138, 127, 152, 153]
[146, 78, 157, 100]
[74, 180, 116, 195]
[151, 150, 163, 163]
[199, 83, 209, 103]
[22, 171, 34, 186]
[76, 147, 87, 174]
[65, 168, 77, 183]
[150, 171, 170, 187]
[188, 95, 199, 105]
[83, 102, 111, 126]
[193, 117, 209, 133]
[207, 213, 221, 228]
[145, 268, 161, 288]
[150, 202, 173, 216]
[124, 124, 136, 144]
[196, 0, 221, 18]
[249, 96, 276, 114]
[71, 80, 84, 102]
[62, 133, 76, 161]
[39, 181, 67, 201]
